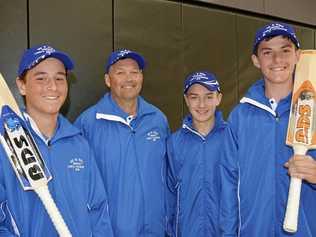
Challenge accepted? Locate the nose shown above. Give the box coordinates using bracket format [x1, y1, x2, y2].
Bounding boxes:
[198, 98, 206, 108]
[47, 78, 57, 90]
[272, 51, 283, 63]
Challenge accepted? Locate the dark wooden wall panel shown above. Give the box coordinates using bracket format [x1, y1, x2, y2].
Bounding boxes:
[0, 0, 315, 131]
[115, 0, 183, 130]
[28, 0, 112, 120]
[183, 4, 238, 118]
[0, 1, 27, 105]
[236, 16, 264, 99]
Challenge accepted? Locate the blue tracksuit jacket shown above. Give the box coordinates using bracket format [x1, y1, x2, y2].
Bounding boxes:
[220, 79, 316, 237]
[75, 93, 170, 237]
[0, 113, 113, 236]
[166, 111, 226, 237]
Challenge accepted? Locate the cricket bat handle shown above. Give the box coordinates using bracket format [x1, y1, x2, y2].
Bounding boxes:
[35, 185, 72, 237]
[283, 177, 302, 232]
[283, 145, 307, 233]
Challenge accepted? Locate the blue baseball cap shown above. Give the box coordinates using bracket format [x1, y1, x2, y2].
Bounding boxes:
[253, 22, 300, 54]
[105, 49, 145, 73]
[18, 44, 74, 77]
[184, 71, 220, 94]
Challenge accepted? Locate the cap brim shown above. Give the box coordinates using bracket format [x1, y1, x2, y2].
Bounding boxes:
[184, 81, 219, 94]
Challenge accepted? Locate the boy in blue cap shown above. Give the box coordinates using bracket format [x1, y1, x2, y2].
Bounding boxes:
[0, 44, 113, 236]
[75, 49, 170, 237]
[220, 22, 316, 236]
[166, 71, 226, 237]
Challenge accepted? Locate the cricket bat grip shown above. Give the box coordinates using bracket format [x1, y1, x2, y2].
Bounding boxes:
[283, 145, 307, 233]
[35, 185, 72, 237]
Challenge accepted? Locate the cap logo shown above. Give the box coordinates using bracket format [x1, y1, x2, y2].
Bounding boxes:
[34, 45, 56, 55]
[202, 80, 220, 87]
[26, 46, 57, 71]
[117, 49, 132, 57]
[189, 72, 208, 82]
[262, 23, 288, 37]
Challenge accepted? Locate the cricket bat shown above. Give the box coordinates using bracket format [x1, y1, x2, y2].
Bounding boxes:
[0, 73, 72, 236]
[284, 50, 316, 233]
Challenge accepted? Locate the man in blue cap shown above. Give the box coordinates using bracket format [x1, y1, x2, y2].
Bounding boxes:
[166, 71, 226, 237]
[75, 49, 170, 237]
[0, 44, 113, 236]
[220, 22, 316, 236]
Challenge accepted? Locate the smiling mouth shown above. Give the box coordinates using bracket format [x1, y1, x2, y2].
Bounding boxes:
[44, 96, 59, 100]
[271, 66, 286, 71]
[196, 110, 208, 114]
[122, 85, 135, 89]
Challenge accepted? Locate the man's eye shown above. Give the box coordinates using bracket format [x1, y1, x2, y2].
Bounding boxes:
[263, 51, 271, 56]
[56, 77, 66, 81]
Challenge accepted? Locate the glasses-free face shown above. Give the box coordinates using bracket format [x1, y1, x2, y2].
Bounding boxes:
[16, 57, 68, 119]
[105, 58, 143, 104]
[252, 36, 300, 88]
[184, 83, 222, 125]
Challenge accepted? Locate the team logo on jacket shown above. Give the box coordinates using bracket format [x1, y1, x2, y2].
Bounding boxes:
[146, 130, 161, 142]
[68, 158, 85, 172]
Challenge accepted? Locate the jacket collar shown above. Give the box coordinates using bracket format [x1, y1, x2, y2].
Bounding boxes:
[23, 112, 80, 145]
[182, 110, 225, 139]
[95, 93, 156, 123]
[240, 79, 291, 116]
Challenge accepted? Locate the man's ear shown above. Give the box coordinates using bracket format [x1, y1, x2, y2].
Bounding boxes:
[16, 77, 26, 96]
[104, 74, 111, 88]
[251, 54, 261, 69]
[295, 49, 301, 64]
[184, 94, 189, 107]
[216, 92, 222, 106]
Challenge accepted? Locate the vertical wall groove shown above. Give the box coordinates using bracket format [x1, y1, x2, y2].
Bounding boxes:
[234, 14, 240, 103]
[26, 0, 30, 48]
[112, 0, 115, 51]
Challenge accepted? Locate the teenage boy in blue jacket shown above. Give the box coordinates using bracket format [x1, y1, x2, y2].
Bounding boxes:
[75, 49, 170, 237]
[166, 71, 226, 237]
[0, 44, 113, 236]
[220, 22, 316, 236]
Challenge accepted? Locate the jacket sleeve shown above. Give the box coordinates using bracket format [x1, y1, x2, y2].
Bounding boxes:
[87, 148, 114, 237]
[0, 203, 16, 236]
[305, 151, 316, 190]
[0, 156, 16, 237]
[220, 125, 239, 237]
[165, 138, 178, 237]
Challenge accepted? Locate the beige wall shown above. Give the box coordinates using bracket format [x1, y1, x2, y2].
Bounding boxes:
[196, 0, 316, 25]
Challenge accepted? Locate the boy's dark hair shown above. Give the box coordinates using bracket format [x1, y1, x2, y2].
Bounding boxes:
[253, 35, 299, 56]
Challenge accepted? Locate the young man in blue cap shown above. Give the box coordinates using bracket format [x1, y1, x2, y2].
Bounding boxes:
[220, 22, 316, 236]
[75, 49, 170, 237]
[166, 71, 226, 237]
[0, 44, 113, 236]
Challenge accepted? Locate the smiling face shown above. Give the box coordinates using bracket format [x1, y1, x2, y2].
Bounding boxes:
[252, 36, 300, 88]
[16, 57, 68, 119]
[105, 58, 143, 105]
[184, 83, 222, 125]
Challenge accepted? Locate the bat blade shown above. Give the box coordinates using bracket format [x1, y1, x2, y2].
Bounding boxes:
[284, 50, 316, 233]
[0, 105, 51, 190]
[0, 73, 72, 236]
